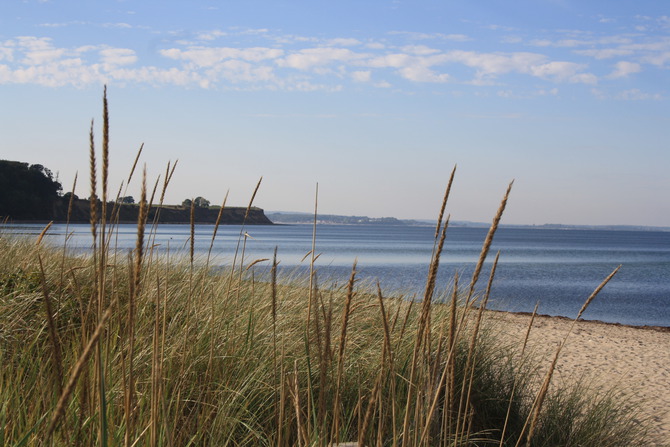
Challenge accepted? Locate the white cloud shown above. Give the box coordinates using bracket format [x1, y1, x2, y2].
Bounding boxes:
[530, 61, 591, 82]
[501, 36, 522, 44]
[196, 30, 227, 41]
[0, 47, 13, 62]
[575, 48, 634, 59]
[102, 22, 133, 29]
[366, 42, 386, 50]
[351, 70, 371, 82]
[618, 89, 662, 101]
[608, 61, 641, 79]
[398, 65, 449, 83]
[442, 51, 597, 84]
[237, 28, 270, 35]
[325, 38, 362, 47]
[367, 52, 413, 68]
[590, 88, 607, 100]
[367, 51, 451, 83]
[444, 50, 545, 77]
[530, 39, 553, 47]
[16, 37, 65, 65]
[100, 48, 137, 67]
[641, 51, 670, 67]
[536, 88, 559, 96]
[568, 73, 598, 84]
[1, 27, 661, 91]
[278, 48, 365, 70]
[108, 66, 201, 87]
[388, 31, 469, 41]
[443, 34, 470, 42]
[400, 45, 440, 56]
[161, 47, 284, 67]
[38, 20, 88, 28]
[203, 60, 276, 84]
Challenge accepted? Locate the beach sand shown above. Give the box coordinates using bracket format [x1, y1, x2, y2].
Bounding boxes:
[489, 311, 670, 446]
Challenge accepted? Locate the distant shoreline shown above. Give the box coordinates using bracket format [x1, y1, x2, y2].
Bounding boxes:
[266, 212, 669, 232]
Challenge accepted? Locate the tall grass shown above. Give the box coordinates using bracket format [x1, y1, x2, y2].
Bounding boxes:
[0, 91, 649, 446]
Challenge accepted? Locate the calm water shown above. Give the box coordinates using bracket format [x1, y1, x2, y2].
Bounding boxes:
[4, 222, 669, 327]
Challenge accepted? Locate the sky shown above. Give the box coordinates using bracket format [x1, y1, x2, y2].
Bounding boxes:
[0, 0, 668, 227]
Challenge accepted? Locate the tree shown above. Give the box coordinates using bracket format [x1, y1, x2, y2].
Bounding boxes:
[119, 196, 135, 204]
[63, 192, 79, 201]
[0, 160, 63, 219]
[181, 198, 192, 208]
[194, 196, 210, 208]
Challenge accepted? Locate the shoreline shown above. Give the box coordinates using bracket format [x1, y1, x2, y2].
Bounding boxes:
[489, 308, 670, 332]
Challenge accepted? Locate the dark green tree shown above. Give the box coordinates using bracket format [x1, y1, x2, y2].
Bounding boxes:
[0, 160, 63, 220]
[194, 196, 210, 207]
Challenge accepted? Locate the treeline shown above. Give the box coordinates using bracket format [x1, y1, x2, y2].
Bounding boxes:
[0, 160, 63, 220]
[0, 160, 272, 225]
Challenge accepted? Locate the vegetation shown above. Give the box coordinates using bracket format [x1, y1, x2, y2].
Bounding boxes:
[182, 196, 210, 208]
[0, 91, 650, 446]
[0, 161, 269, 224]
[0, 160, 63, 220]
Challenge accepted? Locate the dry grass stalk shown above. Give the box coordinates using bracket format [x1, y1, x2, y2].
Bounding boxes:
[521, 265, 621, 447]
[290, 361, 308, 447]
[99, 86, 110, 309]
[36, 221, 53, 246]
[46, 292, 120, 440]
[206, 190, 229, 265]
[150, 273, 163, 447]
[466, 181, 513, 305]
[88, 119, 98, 246]
[227, 177, 263, 297]
[102, 85, 109, 207]
[38, 253, 64, 396]
[128, 143, 144, 184]
[243, 176, 263, 221]
[67, 173, 78, 221]
[189, 199, 195, 266]
[124, 167, 147, 447]
[434, 165, 457, 239]
[203, 191, 232, 382]
[305, 183, 319, 437]
[456, 251, 500, 444]
[499, 302, 539, 447]
[401, 218, 449, 446]
[331, 262, 358, 444]
[87, 115, 111, 445]
[307, 183, 319, 335]
[358, 286, 395, 446]
[148, 174, 160, 210]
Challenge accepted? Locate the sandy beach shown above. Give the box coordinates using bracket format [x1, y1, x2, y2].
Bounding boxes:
[489, 311, 670, 446]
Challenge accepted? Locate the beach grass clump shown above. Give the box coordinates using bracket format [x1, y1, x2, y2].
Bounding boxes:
[0, 90, 651, 446]
[0, 233, 649, 446]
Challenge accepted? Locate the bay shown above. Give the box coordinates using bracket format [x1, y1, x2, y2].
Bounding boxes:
[3, 222, 669, 327]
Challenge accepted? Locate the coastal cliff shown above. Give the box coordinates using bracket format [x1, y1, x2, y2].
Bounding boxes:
[2, 197, 273, 225]
[58, 199, 273, 225]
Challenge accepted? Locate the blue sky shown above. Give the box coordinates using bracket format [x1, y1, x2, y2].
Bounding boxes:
[1, 0, 668, 226]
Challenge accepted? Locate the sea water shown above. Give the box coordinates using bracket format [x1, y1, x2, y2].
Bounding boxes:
[4, 222, 669, 327]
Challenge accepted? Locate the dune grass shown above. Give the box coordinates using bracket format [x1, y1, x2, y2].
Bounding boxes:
[0, 90, 650, 446]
